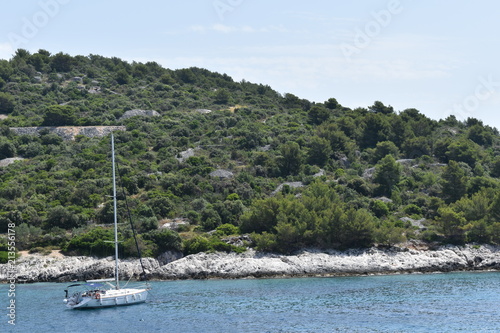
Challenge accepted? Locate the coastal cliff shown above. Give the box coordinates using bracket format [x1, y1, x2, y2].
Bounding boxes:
[2, 244, 499, 283]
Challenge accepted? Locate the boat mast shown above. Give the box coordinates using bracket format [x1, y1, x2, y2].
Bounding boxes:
[111, 134, 120, 290]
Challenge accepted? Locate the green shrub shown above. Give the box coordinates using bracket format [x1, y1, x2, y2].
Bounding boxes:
[122, 235, 156, 258]
[404, 204, 422, 216]
[28, 247, 52, 255]
[252, 232, 277, 252]
[0, 251, 19, 264]
[420, 230, 442, 243]
[182, 235, 246, 255]
[62, 227, 115, 257]
[215, 223, 240, 236]
[143, 228, 182, 254]
[183, 236, 211, 255]
[370, 200, 390, 218]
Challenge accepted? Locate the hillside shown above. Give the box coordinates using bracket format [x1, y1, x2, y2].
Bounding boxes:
[1, 49, 500, 261]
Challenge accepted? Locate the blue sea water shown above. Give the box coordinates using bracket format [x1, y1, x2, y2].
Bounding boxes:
[1, 272, 499, 333]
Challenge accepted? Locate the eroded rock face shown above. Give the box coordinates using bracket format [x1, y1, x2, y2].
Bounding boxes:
[2, 245, 499, 283]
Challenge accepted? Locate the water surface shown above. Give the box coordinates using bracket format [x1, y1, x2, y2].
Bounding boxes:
[2, 272, 499, 332]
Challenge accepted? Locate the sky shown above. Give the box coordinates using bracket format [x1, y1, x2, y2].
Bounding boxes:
[1, 0, 500, 129]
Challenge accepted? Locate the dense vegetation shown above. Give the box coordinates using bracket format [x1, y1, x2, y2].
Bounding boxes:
[1, 49, 500, 261]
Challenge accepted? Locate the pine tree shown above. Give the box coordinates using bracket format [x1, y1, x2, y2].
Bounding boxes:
[441, 160, 467, 203]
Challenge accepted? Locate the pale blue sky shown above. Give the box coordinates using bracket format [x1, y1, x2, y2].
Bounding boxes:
[1, 0, 500, 128]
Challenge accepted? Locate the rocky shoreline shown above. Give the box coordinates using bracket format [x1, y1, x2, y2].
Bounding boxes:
[1, 244, 499, 283]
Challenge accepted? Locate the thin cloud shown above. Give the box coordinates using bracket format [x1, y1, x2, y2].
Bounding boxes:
[286, 11, 360, 24]
[212, 24, 234, 33]
[188, 24, 288, 34]
[189, 25, 206, 33]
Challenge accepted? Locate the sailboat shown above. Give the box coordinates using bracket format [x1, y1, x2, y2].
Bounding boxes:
[64, 134, 150, 309]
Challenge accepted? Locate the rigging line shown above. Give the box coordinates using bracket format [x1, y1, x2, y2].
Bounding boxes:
[123, 275, 133, 288]
[114, 154, 148, 280]
[145, 288, 158, 303]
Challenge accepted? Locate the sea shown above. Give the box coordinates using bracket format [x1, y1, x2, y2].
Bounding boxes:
[1, 272, 499, 333]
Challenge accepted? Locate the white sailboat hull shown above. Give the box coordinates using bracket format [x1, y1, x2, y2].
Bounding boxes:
[66, 288, 149, 309]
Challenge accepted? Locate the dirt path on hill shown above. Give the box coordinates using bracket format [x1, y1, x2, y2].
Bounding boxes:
[19, 250, 65, 258]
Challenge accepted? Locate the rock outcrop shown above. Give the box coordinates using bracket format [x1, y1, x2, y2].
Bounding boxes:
[9, 126, 126, 141]
[176, 147, 198, 162]
[3, 255, 160, 283]
[118, 109, 160, 121]
[271, 182, 304, 195]
[209, 169, 234, 179]
[0, 157, 24, 167]
[2, 244, 499, 283]
[152, 244, 500, 280]
[194, 109, 212, 114]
